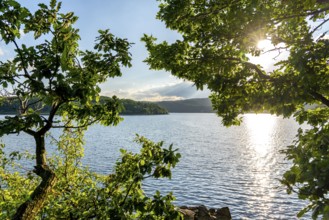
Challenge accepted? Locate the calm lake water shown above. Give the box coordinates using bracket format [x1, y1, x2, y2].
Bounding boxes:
[2, 113, 310, 219]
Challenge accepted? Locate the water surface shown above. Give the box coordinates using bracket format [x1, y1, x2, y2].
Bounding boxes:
[83, 113, 308, 219]
[2, 113, 309, 219]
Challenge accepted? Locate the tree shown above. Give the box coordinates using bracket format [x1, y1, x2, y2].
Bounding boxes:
[0, 129, 182, 219]
[143, 0, 329, 218]
[0, 0, 132, 218]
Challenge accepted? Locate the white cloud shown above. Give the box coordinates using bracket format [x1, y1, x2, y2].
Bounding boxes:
[101, 88, 184, 102]
[0, 48, 4, 56]
[141, 95, 183, 102]
[101, 82, 210, 101]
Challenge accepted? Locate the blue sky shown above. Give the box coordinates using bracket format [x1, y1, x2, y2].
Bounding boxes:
[1, 0, 210, 101]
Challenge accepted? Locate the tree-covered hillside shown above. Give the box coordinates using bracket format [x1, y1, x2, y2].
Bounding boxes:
[0, 97, 168, 115]
[114, 98, 168, 115]
[156, 98, 214, 113]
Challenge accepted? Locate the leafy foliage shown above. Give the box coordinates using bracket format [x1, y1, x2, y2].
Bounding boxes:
[0, 144, 38, 218]
[143, 0, 329, 218]
[282, 111, 329, 219]
[0, 0, 133, 216]
[0, 0, 131, 132]
[0, 128, 182, 219]
[0, 0, 179, 218]
[102, 135, 181, 219]
[0, 0, 182, 218]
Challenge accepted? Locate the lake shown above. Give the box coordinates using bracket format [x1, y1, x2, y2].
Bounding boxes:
[1, 113, 309, 219]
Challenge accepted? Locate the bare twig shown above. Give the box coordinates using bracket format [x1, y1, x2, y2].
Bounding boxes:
[310, 17, 329, 36]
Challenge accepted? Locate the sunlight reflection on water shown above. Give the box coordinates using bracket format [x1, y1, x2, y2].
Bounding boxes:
[245, 113, 277, 156]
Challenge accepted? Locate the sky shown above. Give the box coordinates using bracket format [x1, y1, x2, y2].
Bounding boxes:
[0, 0, 211, 101]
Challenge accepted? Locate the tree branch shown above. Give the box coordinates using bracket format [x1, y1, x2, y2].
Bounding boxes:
[262, 46, 289, 54]
[189, 0, 239, 21]
[24, 128, 36, 136]
[12, 39, 30, 77]
[217, 56, 272, 80]
[245, 63, 271, 80]
[24, 98, 44, 112]
[12, 40, 53, 94]
[310, 17, 329, 36]
[309, 91, 329, 107]
[18, 95, 28, 115]
[273, 6, 329, 24]
[38, 101, 62, 135]
[120, 179, 136, 206]
[51, 117, 102, 129]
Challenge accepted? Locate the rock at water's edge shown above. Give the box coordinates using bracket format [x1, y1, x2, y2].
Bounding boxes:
[179, 205, 231, 220]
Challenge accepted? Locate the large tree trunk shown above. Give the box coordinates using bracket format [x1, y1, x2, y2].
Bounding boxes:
[12, 134, 57, 220]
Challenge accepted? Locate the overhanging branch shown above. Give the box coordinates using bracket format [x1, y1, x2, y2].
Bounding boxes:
[309, 91, 329, 107]
[52, 117, 102, 129]
[273, 6, 329, 24]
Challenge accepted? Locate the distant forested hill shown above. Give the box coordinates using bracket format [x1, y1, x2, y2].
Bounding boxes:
[0, 97, 168, 115]
[118, 99, 168, 115]
[156, 98, 214, 113]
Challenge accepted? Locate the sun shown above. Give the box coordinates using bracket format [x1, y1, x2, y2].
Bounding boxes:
[257, 39, 273, 51]
[249, 39, 288, 71]
[247, 39, 278, 71]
